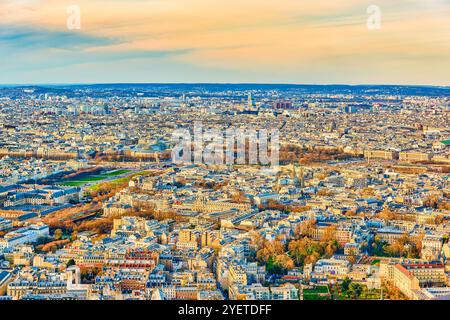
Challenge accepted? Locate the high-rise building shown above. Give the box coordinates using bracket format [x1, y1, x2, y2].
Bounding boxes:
[247, 93, 255, 108]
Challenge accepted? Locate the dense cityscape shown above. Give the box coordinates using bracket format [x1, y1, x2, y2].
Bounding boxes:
[0, 84, 449, 301]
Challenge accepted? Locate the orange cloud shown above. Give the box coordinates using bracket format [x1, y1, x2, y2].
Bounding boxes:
[1, 0, 449, 84]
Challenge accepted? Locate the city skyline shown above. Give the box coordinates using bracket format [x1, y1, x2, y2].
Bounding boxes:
[1, 0, 449, 85]
[0, 78, 449, 302]
[1, 0, 450, 305]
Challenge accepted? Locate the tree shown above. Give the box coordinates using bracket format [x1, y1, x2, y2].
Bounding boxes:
[38, 239, 70, 253]
[266, 256, 275, 273]
[347, 255, 357, 265]
[70, 231, 78, 241]
[317, 188, 331, 196]
[341, 278, 351, 293]
[54, 229, 63, 241]
[76, 218, 113, 234]
[260, 199, 286, 211]
[288, 236, 337, 267]
[67, 259, 76, 267]
[435, 215, 445, 225]
[231, 190, 249, 203]
[252, 232, 265, 251]
[288, 238, 309, 266]
[295, 219, 316, 238]
[256, 239, 285, 264]
[323, 226, 337, 243]
[385, 233, 421, 258]
[438, 202, 450, 210]
[348, 283, 363, 299]
[304, 251, 321, 265]
[325, 240, 339, 257]
[273, 254, 294, 273]
[360, 187, 375, 197]
[289, 205, 311, 213]
[81, 267, 102, 284]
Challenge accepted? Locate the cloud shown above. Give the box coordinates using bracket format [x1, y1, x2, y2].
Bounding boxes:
[0, 0, 449, 84]
[0, 24, 119, 51]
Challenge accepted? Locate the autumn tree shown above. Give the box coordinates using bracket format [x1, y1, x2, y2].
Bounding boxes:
[54, 229, 63, 241]
[435, 215, 445, 225]
[256, 239, 285, 264]
[76, 218, 113, 235]
[273, 254, 294, 272]
[347, 255, 357, 265]
[438, 202, 450, 210]
[294, 219, 317, 238]
[360, 187, 375, 197]
[323, 226, 337, 242]
[70, 231, 78, 241]
[385, 233, 422, 258]
[287, 237, 336, 267]
[259, 199, 286, 211]
[231, 190, 249, 203]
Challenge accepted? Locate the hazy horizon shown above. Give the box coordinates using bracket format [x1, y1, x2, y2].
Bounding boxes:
[1, 82, 450, 88]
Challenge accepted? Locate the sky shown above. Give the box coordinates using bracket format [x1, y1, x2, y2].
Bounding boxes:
[0, 0, 449, 85]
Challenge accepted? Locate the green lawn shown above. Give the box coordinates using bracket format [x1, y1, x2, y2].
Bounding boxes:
[60, 181, 88, 187]
[88, 176, 132, 191]
[305, 286, 329, 294]
[110, 177, 130, 184]
[134, 170, 151, 176]
[58, 169, 133, 187]
[76, 176, 108, 182]
[86, 170, 152, 191]
[303, 286, 331, 300]
[102, 169, 132, 177]
[59, 176, 107, 186]
[334, 282, 382, 300]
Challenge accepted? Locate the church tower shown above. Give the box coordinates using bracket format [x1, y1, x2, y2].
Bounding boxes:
[298, 166, 305, 188]
[290, 163, 305, 188]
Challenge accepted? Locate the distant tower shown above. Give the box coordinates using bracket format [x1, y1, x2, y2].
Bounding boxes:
[298, 166, 305, 188]
[248, 93, 254, 108]
[289, 163, 298, 188]
[290, 162, 297, 179]
[274, 171, 282, 192]
[290, 163, 305, 188]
